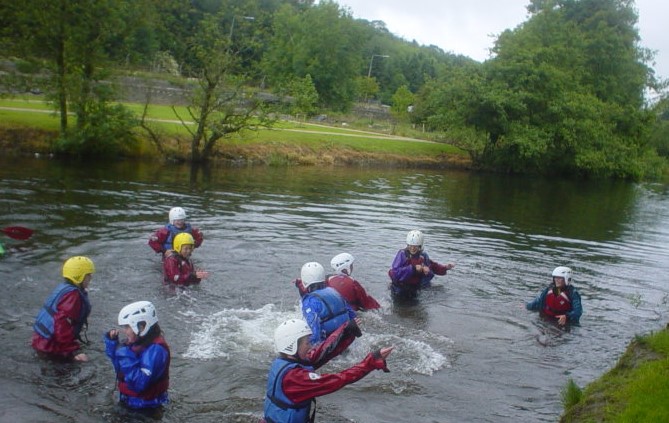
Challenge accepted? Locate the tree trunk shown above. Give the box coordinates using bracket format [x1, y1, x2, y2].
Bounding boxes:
[56, 1, 68, 135]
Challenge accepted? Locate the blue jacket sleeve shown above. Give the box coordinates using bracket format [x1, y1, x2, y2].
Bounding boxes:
[116, 344, 169, 393]
[389, 250, 414, 283]
[301, 295, 325, 344]
[104, 334, 121, 373]
[566, 287, 583, 323]
[526, 287, 549, 311]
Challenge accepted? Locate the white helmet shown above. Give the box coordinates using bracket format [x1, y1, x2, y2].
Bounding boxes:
[406, 230, 424, 247]
[118, 301, 159, 337]
[301, 262, 326, 289]
[169, 207, 187, 224]
[331, 253, 355, 275]
[552, 266, 573, 286]
[274, 318, 312, 355]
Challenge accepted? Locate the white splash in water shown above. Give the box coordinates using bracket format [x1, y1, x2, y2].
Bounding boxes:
[184, 304, 300, 359]
[183, 303, 451, 376]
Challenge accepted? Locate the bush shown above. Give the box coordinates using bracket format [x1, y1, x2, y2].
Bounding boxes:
[55, 103, 138, 156]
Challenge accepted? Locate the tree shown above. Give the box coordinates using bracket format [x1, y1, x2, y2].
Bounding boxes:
[262, 1, 363, 111]
[390, 85, 414, 123]
[458, 0, 663, 178]
[165, 12, 274, 163]
[357, 76, 380, 102]
[4, 0, 138, 156]
[288, 74, 319, 118]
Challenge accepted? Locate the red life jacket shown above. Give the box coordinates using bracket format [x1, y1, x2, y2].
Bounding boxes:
[543, 289, 572, 317]
[118, 336, 170, 400]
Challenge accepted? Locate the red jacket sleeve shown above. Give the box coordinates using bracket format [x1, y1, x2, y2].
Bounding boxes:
[148, 227, 169, 253]
[282, 352, 387, 404]
[305, 321, 357, 367]
[429, 261, 449, 276]
[351, 279, 380, 310]
[52, 290, 83, 353]
[191, 227, 203, 248]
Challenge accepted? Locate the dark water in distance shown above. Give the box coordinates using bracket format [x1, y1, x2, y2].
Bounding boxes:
[1, 156, 668, 423]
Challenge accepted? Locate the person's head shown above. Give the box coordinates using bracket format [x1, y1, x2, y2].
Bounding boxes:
[62, 256, 95, 288]
[118, 301, 159, 343]
[331, 253, 355, 276]
[274, 318, 312, 360]
[173, 232, 195, 257]
[552, 266, 573, 288]
[300, 262, 326, 292]
[406, 230, 424, 255]
[169, 207, 187, 228]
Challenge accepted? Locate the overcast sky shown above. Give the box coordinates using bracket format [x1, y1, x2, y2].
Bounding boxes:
[334, 0, 668, 82]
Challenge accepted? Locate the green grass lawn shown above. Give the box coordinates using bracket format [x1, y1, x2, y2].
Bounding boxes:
[0, 97, 465, 158]
[561, 328, 669, 422]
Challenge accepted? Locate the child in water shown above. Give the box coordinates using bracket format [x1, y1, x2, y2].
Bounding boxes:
[104, 301, 170, 411]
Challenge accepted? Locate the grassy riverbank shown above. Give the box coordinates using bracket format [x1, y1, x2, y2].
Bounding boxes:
[560, 325, 669, 422]
[0, 97, 470, 168]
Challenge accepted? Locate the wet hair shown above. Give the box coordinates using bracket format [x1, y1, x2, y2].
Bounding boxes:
[307, 282, 326, 293]
[135, 323, 163, 348]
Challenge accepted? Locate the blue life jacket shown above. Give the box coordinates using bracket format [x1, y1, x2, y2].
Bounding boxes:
[162, 223, 194, 252]
[34, 282, 91, 339]
[306, 287, 350, 336]
[264, 358, 314, 423]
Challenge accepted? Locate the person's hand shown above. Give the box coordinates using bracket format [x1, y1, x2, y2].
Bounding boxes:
[422, 265, 430, 275]
[73, 353, 89, 362]
[196, 270, 209, 279]
[371, 346, 394, 372]
[107, 329, 119, 340]
[446, 263, 455, 270]
[376, 346, 394, 360]
[346, 318, 363, 338]
[557, 315, 568, 326]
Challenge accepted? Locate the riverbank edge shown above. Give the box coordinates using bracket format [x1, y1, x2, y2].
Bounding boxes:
[0, 126, 473, 170]
[560, 324, 669, 422]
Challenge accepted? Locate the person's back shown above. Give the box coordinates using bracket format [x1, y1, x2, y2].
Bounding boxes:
[32, 256, 95, 362]
[299, 262, 356, 344]
[328, 253, 380, 311]
[263, 319, 392, 423]
[303, 286, 352, 341]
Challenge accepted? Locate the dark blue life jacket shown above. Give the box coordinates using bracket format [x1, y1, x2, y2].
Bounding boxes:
[34, 282, 91, 340]
[264, 358, 314, 423]
[162, 223, 194, 252]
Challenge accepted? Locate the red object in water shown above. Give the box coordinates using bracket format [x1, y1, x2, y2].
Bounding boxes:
[1, 226, 34, 240]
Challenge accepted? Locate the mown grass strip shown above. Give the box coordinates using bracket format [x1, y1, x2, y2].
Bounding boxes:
[0, 98, 464, 157]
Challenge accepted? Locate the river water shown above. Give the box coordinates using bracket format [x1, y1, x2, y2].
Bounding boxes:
[1, 156, 668, 423]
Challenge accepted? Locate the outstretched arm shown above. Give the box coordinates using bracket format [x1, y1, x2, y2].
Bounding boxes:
[526, 287, 549, 311]
[284, 347, 393, 404]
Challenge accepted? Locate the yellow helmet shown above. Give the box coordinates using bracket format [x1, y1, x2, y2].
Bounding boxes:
[173, 232, 195, 254]
[62, 256, 95, 285]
